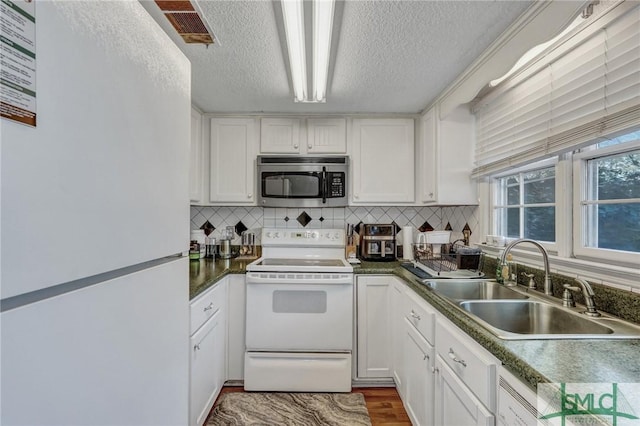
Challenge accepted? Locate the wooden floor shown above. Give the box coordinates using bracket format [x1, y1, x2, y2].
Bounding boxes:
[214, 386, 412, 425]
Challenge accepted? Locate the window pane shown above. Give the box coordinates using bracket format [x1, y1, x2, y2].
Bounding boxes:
[598, 130, 640, 148]
[524, 207, 555, 242]
[507, 184, 520, 205]
[524, 176, 555, 203]
[507, 207, 520, 238]
[588, 203, 640, 253]
[590, 151, 640, 201]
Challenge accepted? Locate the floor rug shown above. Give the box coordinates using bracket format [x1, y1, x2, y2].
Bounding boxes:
[206, 392, 372, 426]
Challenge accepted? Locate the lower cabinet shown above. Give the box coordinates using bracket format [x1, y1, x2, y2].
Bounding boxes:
[356, 276, 392, 378]
[189, 279, 227, 426]
[226, 274, 246, 381]
[390, 278, 406, 395]
[404, 318, 435, 426]
[434, 356, 494, 426]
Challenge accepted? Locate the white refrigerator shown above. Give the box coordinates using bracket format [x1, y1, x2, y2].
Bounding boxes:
[1, 2, 191, 425]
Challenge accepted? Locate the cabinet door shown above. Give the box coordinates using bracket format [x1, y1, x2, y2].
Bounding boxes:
[390, 278, 406, 396]
[351, 119, 415, 203]
[190, 108, 204, 203]
[226, 274, 246, 381]
[437, 105, 477, 205]
[404, 319, 435, 426]
[190, 308, 225, 426]
[434, 356, 494, 426]
[260, 118, 301, 153]
[418, 107, 437, 203]
[307, 118, 346, 153]
[209, 118, 258, 204]
[356, 276, 392, 378]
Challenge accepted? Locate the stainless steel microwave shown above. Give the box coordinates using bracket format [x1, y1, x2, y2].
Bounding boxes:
[257, 156, 349, 208]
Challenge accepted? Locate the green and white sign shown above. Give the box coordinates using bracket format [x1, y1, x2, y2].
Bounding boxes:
[538, 383, 640, 425]
[0, 0, 36, 126]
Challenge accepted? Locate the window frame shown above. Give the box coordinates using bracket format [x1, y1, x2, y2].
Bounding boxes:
[572, 139, 640, 266]
[490, 158, 560, 254]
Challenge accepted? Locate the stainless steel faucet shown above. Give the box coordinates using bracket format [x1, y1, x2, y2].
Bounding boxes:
[564, 278, 601, 317]
[500, 238, 553, 296]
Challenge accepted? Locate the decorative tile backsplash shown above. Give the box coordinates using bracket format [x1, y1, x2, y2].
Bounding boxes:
[191, 205, 479, 245]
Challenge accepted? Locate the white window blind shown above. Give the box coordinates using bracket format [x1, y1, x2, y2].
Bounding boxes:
[473, 4, 640, 177]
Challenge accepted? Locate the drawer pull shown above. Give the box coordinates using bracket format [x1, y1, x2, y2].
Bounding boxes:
[194, 344, 201, 351]
[203, 302, 214, 312]
[423, 354, 429, 361]
[410, 310, 421, 320]
[432, 366, 439, 374]
[448, 348, 467, 367]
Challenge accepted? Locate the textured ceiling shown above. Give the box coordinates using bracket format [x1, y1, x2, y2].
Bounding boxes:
[141, 0, 534, 114]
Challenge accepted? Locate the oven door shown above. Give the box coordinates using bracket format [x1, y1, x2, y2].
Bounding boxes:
[245, 272, 353, 351]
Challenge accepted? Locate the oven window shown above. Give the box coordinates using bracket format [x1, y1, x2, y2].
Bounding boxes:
[272, 290, 327, 313]
[262, 172, 322, 198]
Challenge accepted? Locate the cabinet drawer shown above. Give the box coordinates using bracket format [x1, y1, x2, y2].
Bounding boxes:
[190, 280, 226, 335]
[436, 318, 497, 411]
[404, 290, 435, 345]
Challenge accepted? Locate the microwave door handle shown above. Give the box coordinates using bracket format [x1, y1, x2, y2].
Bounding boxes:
[381, 241, 386, 258]
[322, 167, 327, 204]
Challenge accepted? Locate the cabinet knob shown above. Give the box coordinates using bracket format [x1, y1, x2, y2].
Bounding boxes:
[432, 366, 439, 374]
[308, 144, 312, 149]
[247, 193, 252, 198]
[354, 194, 359, 199]
[293, 144, 299, 149]
[423, 354, 429, 361]
[194, 344, 201, 351]
[429, 192, 434, 198]
[410, 310, 421, 320]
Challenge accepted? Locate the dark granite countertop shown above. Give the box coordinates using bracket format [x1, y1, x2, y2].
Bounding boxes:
[189, 257, 254, 299]
[189, 258, 640, 390]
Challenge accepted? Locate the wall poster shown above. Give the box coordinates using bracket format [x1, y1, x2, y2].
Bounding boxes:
[0, 0, 36, 127]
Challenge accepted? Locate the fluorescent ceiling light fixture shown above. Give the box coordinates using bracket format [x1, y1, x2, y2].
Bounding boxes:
[281, 0, 335, 103]
[282, 0, 307, 102]
[313, 0, 335, 102]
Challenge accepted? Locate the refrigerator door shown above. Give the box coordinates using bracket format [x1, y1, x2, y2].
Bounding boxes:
[1, 257, 189, 426]
[0, 0, 190, 300]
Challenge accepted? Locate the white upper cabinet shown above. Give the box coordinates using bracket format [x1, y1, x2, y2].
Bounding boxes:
[189, 108, 204, 203]
[306, 118, 347, 153]
[350, 118, 415, 204]
[260, 118, 301, 154]
[417, 104, 478, 205]
[209, 118, 258, 204]
[260, 117, 346, 154]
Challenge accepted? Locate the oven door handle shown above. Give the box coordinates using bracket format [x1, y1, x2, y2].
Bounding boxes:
[246, 273, 353, 285]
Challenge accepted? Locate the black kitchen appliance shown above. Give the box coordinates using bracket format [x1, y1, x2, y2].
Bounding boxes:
[360, 224, 396, 261]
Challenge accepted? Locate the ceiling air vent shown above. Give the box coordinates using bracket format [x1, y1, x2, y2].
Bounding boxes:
[154, 0, 217, 45]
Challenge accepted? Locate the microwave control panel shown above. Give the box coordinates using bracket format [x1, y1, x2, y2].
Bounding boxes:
[327, 172, 345, 198]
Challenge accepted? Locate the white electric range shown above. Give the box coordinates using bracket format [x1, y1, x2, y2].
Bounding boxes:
[244, 228, 354, 392]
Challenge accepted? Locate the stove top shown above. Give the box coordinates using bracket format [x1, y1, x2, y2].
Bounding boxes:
[259, 258, 348, 267]
[247, 256, 353, 273]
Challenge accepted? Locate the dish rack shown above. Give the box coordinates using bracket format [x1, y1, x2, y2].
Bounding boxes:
[412, 243, 482, 273]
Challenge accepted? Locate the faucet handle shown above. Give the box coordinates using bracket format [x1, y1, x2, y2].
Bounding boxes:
[562, 284, 577, 307]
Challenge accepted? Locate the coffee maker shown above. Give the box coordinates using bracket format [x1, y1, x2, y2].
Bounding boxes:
[360, 224, 397, 261]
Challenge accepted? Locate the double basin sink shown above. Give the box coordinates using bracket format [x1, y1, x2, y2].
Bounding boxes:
[424, 279, 640, 340]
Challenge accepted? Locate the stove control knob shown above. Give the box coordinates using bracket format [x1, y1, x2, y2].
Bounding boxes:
[312, 232, 319, 239]
[325, 232, 331, 239]
[274, 232, 281, 238]
[266, 232, 272, 238]
[333, 232, 341, 240]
